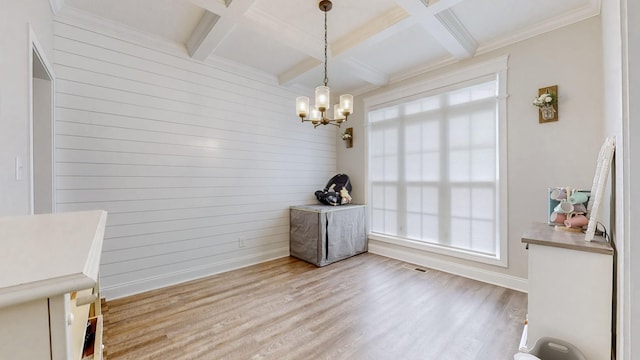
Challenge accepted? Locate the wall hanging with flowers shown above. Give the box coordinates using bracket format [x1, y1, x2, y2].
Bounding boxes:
[342, 128, 353, 148]
[534, 85, 558, 123]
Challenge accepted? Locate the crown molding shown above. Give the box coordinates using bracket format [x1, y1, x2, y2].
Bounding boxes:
[351, 83, 383, 97]
[388, 56, 458, 87]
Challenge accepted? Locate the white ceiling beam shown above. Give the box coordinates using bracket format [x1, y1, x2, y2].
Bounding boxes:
[431, 8, 477, 58]
[394, 0, 477, 59]
[189, 0, 230, 16]
[186, 11, 222, 60]
[49, 0, 65, 14]
[421, 0, 465, 14]
[185, 0, 256, 61]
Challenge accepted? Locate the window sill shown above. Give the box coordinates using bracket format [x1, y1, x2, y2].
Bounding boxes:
[368, 232, 508, 268]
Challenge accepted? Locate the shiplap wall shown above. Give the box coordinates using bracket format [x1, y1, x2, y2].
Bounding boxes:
[53, 17, 336, 299]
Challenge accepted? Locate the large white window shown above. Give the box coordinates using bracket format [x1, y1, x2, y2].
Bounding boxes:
[365, 57, 508, 266]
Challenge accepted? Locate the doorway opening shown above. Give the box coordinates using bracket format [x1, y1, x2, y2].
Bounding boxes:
[30, 30, 55, 214]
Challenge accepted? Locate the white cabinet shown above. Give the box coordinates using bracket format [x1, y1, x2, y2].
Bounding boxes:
[521, 222, 613, 359]
[0, 210, 107, 359]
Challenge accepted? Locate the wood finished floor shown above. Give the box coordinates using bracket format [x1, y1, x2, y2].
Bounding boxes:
[103, 253, 527, 360]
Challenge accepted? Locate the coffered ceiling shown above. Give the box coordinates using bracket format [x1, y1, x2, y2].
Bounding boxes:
[55, 0, 601, 95]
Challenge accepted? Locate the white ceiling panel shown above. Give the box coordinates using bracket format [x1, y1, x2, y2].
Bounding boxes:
[348, 23, 451, 79]
[214, 26, 309, 76]
[64, 0, 204, 44]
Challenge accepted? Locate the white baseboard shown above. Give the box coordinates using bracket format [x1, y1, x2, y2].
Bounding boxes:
[369, 240, 528, 293]
[101, 248, 289, 300]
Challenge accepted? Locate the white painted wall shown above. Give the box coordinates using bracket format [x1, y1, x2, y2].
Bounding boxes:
[0, 1, 54, 216]
[338, 17, 604, 286]
[52, 15, 337, 299]
[625, 0, 640, 356]
[601, 0, 640, 357]
[600, 0, 625, 357]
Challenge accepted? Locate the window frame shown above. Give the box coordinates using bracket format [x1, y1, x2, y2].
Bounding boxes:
[363, 55, 509, 267]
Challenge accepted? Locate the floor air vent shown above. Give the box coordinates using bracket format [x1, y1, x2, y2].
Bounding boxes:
[402, 264, 428, 272]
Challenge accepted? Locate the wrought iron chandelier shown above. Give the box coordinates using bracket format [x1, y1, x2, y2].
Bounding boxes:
[296, 0, 353, 128]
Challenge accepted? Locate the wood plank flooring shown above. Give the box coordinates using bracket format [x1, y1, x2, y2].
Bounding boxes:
[103, 253, 527, 360]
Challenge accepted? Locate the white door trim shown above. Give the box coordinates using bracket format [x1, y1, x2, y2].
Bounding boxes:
[29, 25, 56, 214]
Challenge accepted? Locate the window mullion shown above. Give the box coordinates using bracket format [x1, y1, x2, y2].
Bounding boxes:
[436, 96, 450, 246]
[397, 108, 407, 237]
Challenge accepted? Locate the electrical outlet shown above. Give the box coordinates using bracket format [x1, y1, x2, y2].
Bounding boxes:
[238, 237, 246, 248]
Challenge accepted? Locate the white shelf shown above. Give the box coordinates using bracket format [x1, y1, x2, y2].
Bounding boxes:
[0, 210, 107, 360]
[0, 210, 107, 309]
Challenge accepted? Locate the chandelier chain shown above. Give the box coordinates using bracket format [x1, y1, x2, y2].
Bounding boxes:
[323, 8, 328, 87]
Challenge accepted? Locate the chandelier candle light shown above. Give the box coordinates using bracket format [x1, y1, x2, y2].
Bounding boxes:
[296, 0, 353, 128]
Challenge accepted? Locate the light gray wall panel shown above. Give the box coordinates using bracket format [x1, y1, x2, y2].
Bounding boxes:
[101, 242, 287, 287]
[102, 225, 290, 252]
[55, 194, 311, 213]
[101, 233, 287, 264]
[55, 133, 333, 163]
[54, 18, 336, 299]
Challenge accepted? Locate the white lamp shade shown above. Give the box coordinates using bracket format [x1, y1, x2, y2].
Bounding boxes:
[296, 96, 309, 117]
[340, 94, 353, 115]
[310, 107, 321, 121]
[315, 86, 330, 112]
[333, 104, 345, 120]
